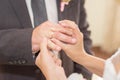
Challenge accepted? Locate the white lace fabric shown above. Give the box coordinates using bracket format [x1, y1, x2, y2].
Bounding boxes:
[103, 48, 120, 80]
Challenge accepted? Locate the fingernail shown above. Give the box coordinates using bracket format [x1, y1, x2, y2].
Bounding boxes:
[72, 38, 77, 43]
[59, 21, 63, 24]
[59, 22, 66, 26]
[60, 7, 64, 12]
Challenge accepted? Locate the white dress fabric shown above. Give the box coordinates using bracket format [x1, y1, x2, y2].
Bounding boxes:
[68, 73, 86, 80]
[103, 48, 120, 80]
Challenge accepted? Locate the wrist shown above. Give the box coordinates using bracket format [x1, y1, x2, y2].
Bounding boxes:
[46, 73, 58, 80]
[46, 70, 67, 80]
[47, 76, 67, 80]
[75, 51, 89, 66]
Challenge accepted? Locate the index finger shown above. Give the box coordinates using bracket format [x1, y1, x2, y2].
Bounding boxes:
[59, 20, 78, 29]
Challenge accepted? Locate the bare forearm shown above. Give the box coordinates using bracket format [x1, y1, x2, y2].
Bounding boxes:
[76, 53, 105, 77]
[42, 69, 67, 80]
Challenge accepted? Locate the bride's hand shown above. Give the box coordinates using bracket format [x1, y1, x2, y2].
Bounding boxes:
[52, 20, 87, 63]
[35, 37, 67, 80]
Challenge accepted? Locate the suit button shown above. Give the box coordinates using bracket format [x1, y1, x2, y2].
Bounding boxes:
[21, 59, 27, 64]
[8, 61, 14, 64]
[18, 59, 27, 64]
[18, 60, 22, 64]
[13, 60, 17, 64]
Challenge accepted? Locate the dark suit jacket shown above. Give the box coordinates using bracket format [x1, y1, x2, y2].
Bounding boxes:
[0, 0, 92, 80]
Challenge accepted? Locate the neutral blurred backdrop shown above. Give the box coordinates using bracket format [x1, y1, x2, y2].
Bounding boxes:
[85, 0, 120, 54]
[84, 0, 120, 79]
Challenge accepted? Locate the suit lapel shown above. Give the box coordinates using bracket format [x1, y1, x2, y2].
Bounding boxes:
[9, 0, 80, 28]
[10, 0, 32, 28]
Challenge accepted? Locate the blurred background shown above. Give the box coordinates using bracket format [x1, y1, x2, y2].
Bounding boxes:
[85, 0, 120, 59]
[85, 0, 120, 79]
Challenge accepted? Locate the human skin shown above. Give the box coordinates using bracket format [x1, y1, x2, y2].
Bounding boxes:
[52, 20, 105, 77]
[35, 37, 67, 80]
[35, 20, 106, 80]
[32, 21, 76, 54]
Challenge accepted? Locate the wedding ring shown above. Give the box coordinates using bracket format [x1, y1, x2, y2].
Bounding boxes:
[50, 27, 56, 31]
[49, 31, 54, 39]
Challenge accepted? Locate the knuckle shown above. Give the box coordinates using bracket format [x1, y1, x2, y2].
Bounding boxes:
[46, 20, 50, 23]
[72, 21, 75, 24]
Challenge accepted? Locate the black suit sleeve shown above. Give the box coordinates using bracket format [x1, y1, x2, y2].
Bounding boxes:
[0, 28, 35, 65]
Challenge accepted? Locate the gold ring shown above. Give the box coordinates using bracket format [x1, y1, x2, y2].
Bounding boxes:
[49, 31, 54, 39]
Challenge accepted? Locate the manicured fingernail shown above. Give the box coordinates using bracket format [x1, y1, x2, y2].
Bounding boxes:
[72, 38, 77, 43]
[59, 21, 63, 24]
[59, 22, 66, 26]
